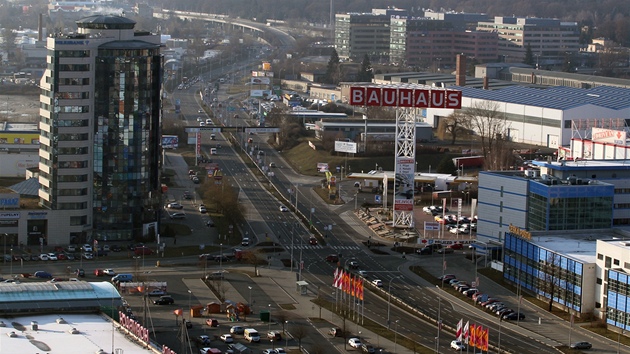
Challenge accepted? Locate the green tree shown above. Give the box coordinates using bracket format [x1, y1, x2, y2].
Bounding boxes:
[325, 48, 340, 85]
[436, 156, 457, 175]
[356, 54, 373, 82]
[523, 43, 534, 66]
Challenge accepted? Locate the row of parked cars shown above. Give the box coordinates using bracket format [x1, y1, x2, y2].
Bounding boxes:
[440, 274, 525, 322]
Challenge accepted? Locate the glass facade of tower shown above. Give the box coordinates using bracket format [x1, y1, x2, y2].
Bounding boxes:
[92, 46, 162, 241]
[527, 181, 614, 231]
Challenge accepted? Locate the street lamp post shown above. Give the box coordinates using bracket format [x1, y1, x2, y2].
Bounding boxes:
[268, 304, 272, 332]
[248, 286, 252, 306]
[220, 243, 223, 271]
[394, 320, 399, 353]
[285, 321, 289, 348]
[387, 275, 402, 328]
[9, 247, 12, 278]
[187, 290, 192, 321]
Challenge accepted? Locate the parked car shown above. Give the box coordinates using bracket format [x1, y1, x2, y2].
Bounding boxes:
[206, 318, 219, 327]
[134, 246, 153, 256]
[148, 289, 166, 297]
[82, 244, 93, 252]
[451, 340, 466, 351]
[34, 271, 53, 279]
[199, 205, 207, 213]
[47, 253, 58, 261]
[76, 268, 85, 277]
[154, 296, 174, 305]
[570, 342, 592, 350]
[502, 312, 525, 321]
[103, 269, 116, 276]
[111, 245, 122, 252]
[230, 326, 244, 334]
[220, 334, 234, 343]
[167, 202, 184, 209]
[328, 327, 342, 337]
[83, 253, 94, 260]
[361, 344, 376, 353]
[437, 247, 455, 254]
[325, 254, 339, 262]
[39, 254, 49, 261]
[197, 335, 211, 345]
[449, 243, 465, 250]
[267, 331, 282, 341]
[348, 338, 362, 348]
[170, 212, 186, 219]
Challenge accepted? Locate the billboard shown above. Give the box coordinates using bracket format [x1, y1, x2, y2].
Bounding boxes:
[349, 86, 462, 108]
[252, 71, 275, 77]
[317, 163, 329, 172]
[393, 157, 415, 211]
[592, 127, 626, 145]
[161, 135, 179, 149]
[250, 90, 272, 98]
[0, 193, 19, 209]
[334, 141, 357, 154]
[251, 77, 270, 85]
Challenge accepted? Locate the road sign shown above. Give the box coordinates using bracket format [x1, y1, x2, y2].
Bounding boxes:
[375, 195, 382, 203]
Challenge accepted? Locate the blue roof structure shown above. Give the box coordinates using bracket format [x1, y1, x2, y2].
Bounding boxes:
[453, 85, 630, 111]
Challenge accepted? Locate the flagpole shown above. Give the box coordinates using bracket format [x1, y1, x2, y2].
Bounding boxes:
[435, 285, 441, 354]
[498, 318, 502, 354]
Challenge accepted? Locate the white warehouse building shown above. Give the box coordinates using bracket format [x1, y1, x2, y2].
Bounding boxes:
[424, 85, 630, 148]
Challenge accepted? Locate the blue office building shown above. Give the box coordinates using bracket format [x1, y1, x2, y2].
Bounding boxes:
[477, 168, 614, 244]
[503, 228, 600, 315]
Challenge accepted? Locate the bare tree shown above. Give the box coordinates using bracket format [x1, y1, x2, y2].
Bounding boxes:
[291, 323, 308, 351]
[440, 111, 471, 144]
[241, 250, 267, 275]
[459, 101, 509, 160]
[538, 252, 562, 312]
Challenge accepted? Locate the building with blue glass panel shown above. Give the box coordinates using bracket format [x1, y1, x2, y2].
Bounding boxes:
[477, 170, 614, 244]
[504, 228, 601, 316]
[595, 239, 630, 330]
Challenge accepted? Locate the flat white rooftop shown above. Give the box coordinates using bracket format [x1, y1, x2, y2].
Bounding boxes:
[528, 229, 618, 263]
[0, 313, 150, 353]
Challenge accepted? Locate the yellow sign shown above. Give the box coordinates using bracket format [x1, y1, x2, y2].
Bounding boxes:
[509, 224, 531, 240]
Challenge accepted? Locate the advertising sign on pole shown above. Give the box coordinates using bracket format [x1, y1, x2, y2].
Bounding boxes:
[393, 157, 415, 211]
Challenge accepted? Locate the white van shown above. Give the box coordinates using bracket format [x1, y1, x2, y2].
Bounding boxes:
[210, 148, 217, 155]
[244, 328, 260, 342]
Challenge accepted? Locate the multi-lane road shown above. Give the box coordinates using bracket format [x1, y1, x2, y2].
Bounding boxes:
[163, 72, 590, 354]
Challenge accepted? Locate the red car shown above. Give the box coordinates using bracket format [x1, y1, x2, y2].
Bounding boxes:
[94, 269, 105, 276]
[449, 243, 464, 250]
[57, 253, 68, 260]
[134, 246, 153, 256]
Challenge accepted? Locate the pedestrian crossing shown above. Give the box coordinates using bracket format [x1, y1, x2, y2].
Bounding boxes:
[284, 244, 362, 250]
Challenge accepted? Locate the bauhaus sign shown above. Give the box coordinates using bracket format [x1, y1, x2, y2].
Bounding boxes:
[349, 86, 462, 109]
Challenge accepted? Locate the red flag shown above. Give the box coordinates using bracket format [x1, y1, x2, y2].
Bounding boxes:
[358, 278, 364, 301]
[476, 325, 483, 349]
[468, 324, 476, 347]
[333, 267, 340, 287]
